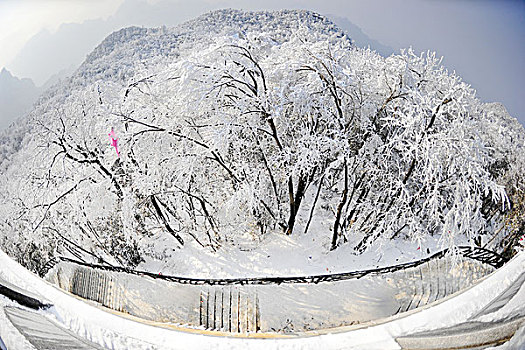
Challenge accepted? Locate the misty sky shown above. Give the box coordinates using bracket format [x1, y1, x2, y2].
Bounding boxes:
[0, 0, 524, 125]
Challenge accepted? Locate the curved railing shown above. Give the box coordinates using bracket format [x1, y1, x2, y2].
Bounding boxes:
[52, 246, 507, 285]
[45, 246, 507, 333]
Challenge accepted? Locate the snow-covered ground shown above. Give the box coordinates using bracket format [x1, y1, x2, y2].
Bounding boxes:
[138, 230, 467, 278]
[1, 248, 524, 349]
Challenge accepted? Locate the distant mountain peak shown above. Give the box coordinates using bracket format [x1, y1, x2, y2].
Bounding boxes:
[0, 67, 12, 80]
[0, 67, 40, 129]
[0, 68, 36, 86]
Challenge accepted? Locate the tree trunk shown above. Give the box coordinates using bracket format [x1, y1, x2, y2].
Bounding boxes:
[286, 175, 307, 235]
[331, 159, 348, 250]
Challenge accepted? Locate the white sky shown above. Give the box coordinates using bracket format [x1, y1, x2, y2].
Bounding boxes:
[0, 0, 523, 124]
[0, 0, 124, 69]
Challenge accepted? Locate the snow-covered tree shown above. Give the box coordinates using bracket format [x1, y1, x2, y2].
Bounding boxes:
[0, 10, 521, 273]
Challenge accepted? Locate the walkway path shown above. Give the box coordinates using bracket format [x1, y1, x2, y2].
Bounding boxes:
[4, 306, 101, 350]
[0, 275, 101, 349]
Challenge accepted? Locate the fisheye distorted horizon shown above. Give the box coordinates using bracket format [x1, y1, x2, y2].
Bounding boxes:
[0, 0, 523, 124]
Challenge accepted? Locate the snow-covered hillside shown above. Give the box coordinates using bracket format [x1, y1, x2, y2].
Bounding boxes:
[0, 9, 523, 276]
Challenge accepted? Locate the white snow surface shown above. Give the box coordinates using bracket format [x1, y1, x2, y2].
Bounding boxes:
[1, 248, 524, 349]
[139, 229, 454, 278]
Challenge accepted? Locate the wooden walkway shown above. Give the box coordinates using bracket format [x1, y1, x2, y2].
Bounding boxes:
[1, 250, 521, 349]
[48, 248, 497, 332]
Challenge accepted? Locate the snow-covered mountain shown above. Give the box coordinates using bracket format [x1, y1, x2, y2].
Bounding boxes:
[0, 9, 523, 276]
[0, 68, 41, 130]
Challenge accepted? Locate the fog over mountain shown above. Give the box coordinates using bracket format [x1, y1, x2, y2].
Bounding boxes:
[7, 4, 396, 88]
[3, 1, 523, 126]
[327, 15, 394, 57]
[0, 68, 41, 130]
[6, 21, 114, 87]
[0, 6, 396, 130]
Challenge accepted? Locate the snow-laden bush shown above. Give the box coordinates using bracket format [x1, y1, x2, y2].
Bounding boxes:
[476, 103, 525, 257]
[0, 10, 522, 272]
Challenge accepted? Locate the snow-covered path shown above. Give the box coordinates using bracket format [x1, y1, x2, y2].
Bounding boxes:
[395, 272, 525, 349]
[4, 306, 102, 349]
[0, 249, 524, 349]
